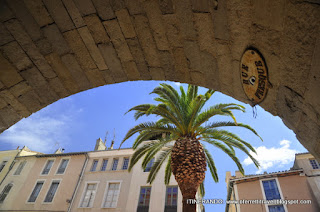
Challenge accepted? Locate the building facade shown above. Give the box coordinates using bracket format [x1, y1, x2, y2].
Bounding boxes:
[225, 153, 320, 212]
[0, 139, 188, 212]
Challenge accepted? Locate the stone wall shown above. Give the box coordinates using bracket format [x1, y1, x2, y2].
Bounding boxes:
[0, 0, 319, 158]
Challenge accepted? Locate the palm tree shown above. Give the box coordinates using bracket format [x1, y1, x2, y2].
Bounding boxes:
[120, 83, 261, 212]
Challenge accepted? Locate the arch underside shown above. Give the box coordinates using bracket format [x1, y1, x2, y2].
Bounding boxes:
[0, 0, 319, 158]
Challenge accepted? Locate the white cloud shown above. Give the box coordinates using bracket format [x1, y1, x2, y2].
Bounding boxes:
[243, 140, 298, 174]
[173, 82, 181, 87]
[0, 101, 82, 153]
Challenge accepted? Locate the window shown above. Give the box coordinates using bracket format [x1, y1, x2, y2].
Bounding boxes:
[165, 186, 178, 212]
[0, 161, 8, 172]
[111, 159, 118, 171]
[44, 181, 59, 203]
[101, 159, 108, 171]
[28, 181, 44, 202]
[42, 160, 54, 175]
[268, 205, 285, 212]
[103, 183, 120, 208]
[262, 179, 281, 200]
[309, 159, 319, 169]
[14, 161, 27, 175]
[137, 187, 151, 212]
[91, 160, 98, 172]
[262, 179, 286, 212]
[122, 158, 129, 170]
[80, 183, 97, 208]
[56, 159, 69, 174]
[144, 158, 154, 172]
[0, 183, 13, 204]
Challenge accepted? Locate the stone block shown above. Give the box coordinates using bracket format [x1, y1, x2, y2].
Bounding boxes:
[159, 51, 177, 81]
[17, 89, 42, 112]
[85, 69, 106, 87]
[23, 0, 54, 27]
[48, 77, 69, 98]
[172, 48, 191, 83]
[253, 0, 285, 31]
[9, 81, 32, 98]
[162, 14, 183, 48]
[110, 0, 126, 11]
[133, 15, 161, 67]
[0, 0, 14, 22]
[0, 90, 30, 117]
[84, 14, 110, 44]
[191, 0, 209, 12]
[103, 20, 133, 62]
[91, 0, 115, 20]
[159, 0, 174, 14]
[35, 38, 53, 56]
[183, 41, 201, 72]
[212, 0, 230, 40]
[98, 43, 127, 83]
[0, 41, 33, 71]
[7, 0, 43, 41]
[174, 0, 197, 40]
[0, 97, 7, 109]
[115, 9, 136, 39]
[126, 0, 144, 15]
[73, 0, 96, 16]
[43, 0, 75, 32]
[5, 19, 56, 79]
[0, 105, 21, 127]
[276, 86, 304, 130]
[149, 67, 165, 80]
[126, 38, 151, 80]
[190, 71, 206, 88]
[42, 24, 70, 56]
[200, 52, 219, 90]
[63, 29, 97, 70]
[78, 27, 108, 70]
[45, 53, 80, 94]
[123, 61, 141, 80]
[143, 0, 170, 51]
[0, 54, 23, 88]
[20, 67, 59, 104]
[101, 70, 115, 84]
[62, 0, 85, 28]
[61, 54, 92, 91]
[0, 23, 14, 46]
[194, 13, 216, 57]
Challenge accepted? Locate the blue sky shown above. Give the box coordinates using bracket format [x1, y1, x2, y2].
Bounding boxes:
[0, 81, 307, 211]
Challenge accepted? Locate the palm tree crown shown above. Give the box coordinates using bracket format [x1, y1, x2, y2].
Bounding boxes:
[120, 83, 261, 200]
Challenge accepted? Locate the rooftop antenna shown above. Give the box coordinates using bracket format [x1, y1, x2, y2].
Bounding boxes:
[104, 131, 109, 145]
[110, 129, 115, 149]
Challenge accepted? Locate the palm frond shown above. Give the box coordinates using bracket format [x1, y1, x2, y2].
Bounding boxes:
[203, 146, 218, 182]
[164, 156, 172, 185]
[147, 148, 172, 184]
[202, 139, 245, 175]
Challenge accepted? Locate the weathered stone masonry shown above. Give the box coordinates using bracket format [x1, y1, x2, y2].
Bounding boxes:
[0, 0, 319, 159]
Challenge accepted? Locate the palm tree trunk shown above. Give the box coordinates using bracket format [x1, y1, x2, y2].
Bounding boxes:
[171, 137, 206, 212]
[182, 196, 197, 212]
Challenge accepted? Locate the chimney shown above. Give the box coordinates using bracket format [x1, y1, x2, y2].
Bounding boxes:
[94, 138, 107, 151]
[225, 171, 232, 185]
[235, 171, 244, 178]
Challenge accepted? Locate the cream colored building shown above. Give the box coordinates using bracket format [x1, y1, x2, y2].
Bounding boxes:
[0, 139, 194, 212]
[0, 148, 87, 212]
[70, 139, 183, 212]
[225, 153, 320, 212]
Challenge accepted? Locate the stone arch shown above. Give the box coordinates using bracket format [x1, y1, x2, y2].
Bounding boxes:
[0, 0, 319, 158]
